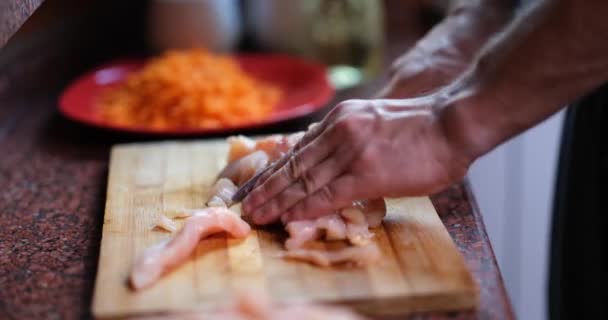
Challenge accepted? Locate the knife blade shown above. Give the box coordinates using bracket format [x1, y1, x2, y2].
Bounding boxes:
[231, 163, 276, 203]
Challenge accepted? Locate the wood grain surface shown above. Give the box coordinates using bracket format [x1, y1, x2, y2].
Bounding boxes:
[92, 140, 478, 318]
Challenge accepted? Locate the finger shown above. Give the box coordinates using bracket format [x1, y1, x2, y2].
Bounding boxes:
[280, 175, 360, 224]
[248, 144, 354, 225]
[242, 127, 341, 215]
[294, 121, 323, 150]
[251, 121, 327, 190]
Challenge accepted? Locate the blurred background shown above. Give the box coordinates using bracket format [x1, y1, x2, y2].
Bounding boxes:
[0, 0, 561, 319]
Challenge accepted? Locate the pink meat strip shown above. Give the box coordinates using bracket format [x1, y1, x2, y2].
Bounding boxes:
[154, 214, 177, 233]
[227, 135, 257, 163]
[280, 243, 382, 268]
[254, 133, 303, 161]
[228, 291, 369, 320]
[216, 150, 269, 186]
[140, 291, 368, 320]
[284, 213, 347, 251]
[285, 200, 387, 250]
[207, 178, 238, 207]
[130, 207, 250, 290]
[352, 199, 386, 228]
[226, 132, 304, 165]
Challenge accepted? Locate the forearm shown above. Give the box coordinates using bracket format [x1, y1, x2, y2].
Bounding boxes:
[421, 0, 519, 57]
[439, 0, 608, 160]
[380, 0, 517, 98]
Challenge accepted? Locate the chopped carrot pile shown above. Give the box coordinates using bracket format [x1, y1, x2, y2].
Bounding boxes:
[97, 49, 280, 129]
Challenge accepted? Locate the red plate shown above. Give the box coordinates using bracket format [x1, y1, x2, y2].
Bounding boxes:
[59, 54, 334, 135]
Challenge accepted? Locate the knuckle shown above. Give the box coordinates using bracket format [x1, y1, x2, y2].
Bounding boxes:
[395, 61, 427, 83]
[317, 185, 336, 204]
[335, 116, 359, 137]
[276, 187, 304, 211]
[293, 131, 314, 151]
[287, 155, 301, 179]
[256, 182, 272, 201]
[275, 194, 293, 212]
[358, 148, 377, 167]
[332, 102, 348, 115]
[334, 99, 361, 114]
[299, 169, 317, 194]
[356, 146, 382, 173]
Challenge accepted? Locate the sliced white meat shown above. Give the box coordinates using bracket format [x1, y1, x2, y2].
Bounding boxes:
[340, 207, 374, 246]
[353, 199, 386, 228]
[129, 207, 251, 290]
[227, 135, 257, 164]
[217, 150, 269, 186]
[207, 178, 238, 207]
[284, 213, 347, 250]
[140, 291, 368, 320]
[154, 214, 177, 233]
[279, 243, 381, 267]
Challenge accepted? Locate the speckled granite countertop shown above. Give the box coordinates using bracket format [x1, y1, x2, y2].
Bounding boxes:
[0, 93, 514, 319]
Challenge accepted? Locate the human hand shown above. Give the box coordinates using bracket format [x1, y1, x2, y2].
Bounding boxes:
[241, 98, 472, 225]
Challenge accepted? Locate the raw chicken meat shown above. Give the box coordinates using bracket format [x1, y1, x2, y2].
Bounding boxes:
[254, 135, 293, 161]
[352, 199, 386, 228]
[130, 207, 250, 290]
[284, 213, 346, 251]
[207, 178, 238, 207]
[227, 136, 257, 163]
[217, 151, 269, 186]
[280, 243, 381, 268]
[155, 214, 177, 233]
[164, 207, 197, 219]
[340, 207, 375, 246]
[142, 291, 368, 320]
[226, 132, 304, 165]
[282, 201, 386, 266]
[285, 200, 386, 250]
[210, 133, 303, 206]
[223, 291, 369, 320]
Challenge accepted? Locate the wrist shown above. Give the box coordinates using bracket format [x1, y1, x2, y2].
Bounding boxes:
[435, 91, 503, 165]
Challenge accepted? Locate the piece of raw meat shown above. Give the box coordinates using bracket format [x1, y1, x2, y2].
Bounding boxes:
[217, 150, 269, 186]
[226, 132, 303, 165]
[154, 214, 177, 233]
[284, 213, 347, 250]
[129, 207, 250, 290]
[280, 243, 381, 267]
[207, 178, 238, 207]
[140, 291, 368, 320]
[353, 199, 386, 228]
[285, 200, 386, 250]
[340, 207, 375, 246]
[227, 135, 257, 164]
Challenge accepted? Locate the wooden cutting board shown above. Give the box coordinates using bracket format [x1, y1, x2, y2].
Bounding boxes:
[92, 140, 478, 318]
